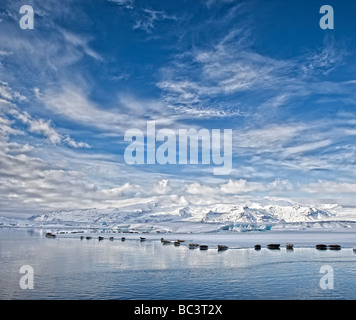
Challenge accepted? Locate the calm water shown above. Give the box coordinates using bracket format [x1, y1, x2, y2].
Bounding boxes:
[1, 228, 356, 300]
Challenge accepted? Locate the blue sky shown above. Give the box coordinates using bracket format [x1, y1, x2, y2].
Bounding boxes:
[1, 0, 356, 216]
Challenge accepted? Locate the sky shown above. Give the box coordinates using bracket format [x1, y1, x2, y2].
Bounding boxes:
[1, 0, 356, 217]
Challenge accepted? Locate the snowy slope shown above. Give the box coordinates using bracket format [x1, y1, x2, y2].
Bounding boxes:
[23, 195, 356, 231]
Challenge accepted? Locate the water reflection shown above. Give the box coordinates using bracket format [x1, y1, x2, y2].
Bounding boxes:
[1, 228, 356, 300]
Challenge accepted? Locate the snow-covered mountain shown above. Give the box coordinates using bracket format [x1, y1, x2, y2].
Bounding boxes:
[23, 195, 356, 232]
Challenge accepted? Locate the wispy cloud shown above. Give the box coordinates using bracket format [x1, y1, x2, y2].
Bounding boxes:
[0, 82, 90, 149]
[283, 140, 333, 157]
[157, 28, 294, 115]
[204, 0, 236, 9]
[234, 124, 304, 150]
[60, 29, 103, 62]
[0, 81, 26, 102]
[133, 8, 177, 33]
[108, 0, 134, 9]
[157, 20, 350, 123]
[301, 38, 347, 78]
[302, 180, 356, 196]
[39, 85, 175, 133]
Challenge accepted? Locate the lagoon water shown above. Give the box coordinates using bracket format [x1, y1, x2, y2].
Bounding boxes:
[1, 228, 356, 300]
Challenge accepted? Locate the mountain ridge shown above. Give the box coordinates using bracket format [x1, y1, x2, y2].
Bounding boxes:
[28, 197, 346, 228]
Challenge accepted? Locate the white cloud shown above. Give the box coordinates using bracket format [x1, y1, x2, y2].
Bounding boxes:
[0, 50, 12, 56]
[41, 86, 109, 126]
[108, 0, 134, 9]
[302, 180, 356, 195]
[301, 40, 346, 77]
[40, 85, 142, 133]
[156, 21, 350, 127]
[186, 182, 216, 195]
[185, 178, 293, 197]
[60, 29, 103, 61]
[27, 117, 62, 145]
[267, 179, 294, 192]
[234, 124, 303, 150]
[0, 81, 26, 102]
[152, 179, 171, 195]
[10, 109, 90, 149]
[0, 82, 90, 149]
[0, 144, 142, 214]
[133, 9, 177, 33]
[40, 84, 183, 133]
[283, 140, 333, 156]
[62, 136, 90, 149]
[0, 115, 23, 138]
[97, 183, 138, 198]
[0, 84, 13, 101]
[231, 118, 356, 178]
[167, 104, 244, 119]
[157, 25, 300, 115]
[219, 179, 265, 194]
[158, 80, 204, 105]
